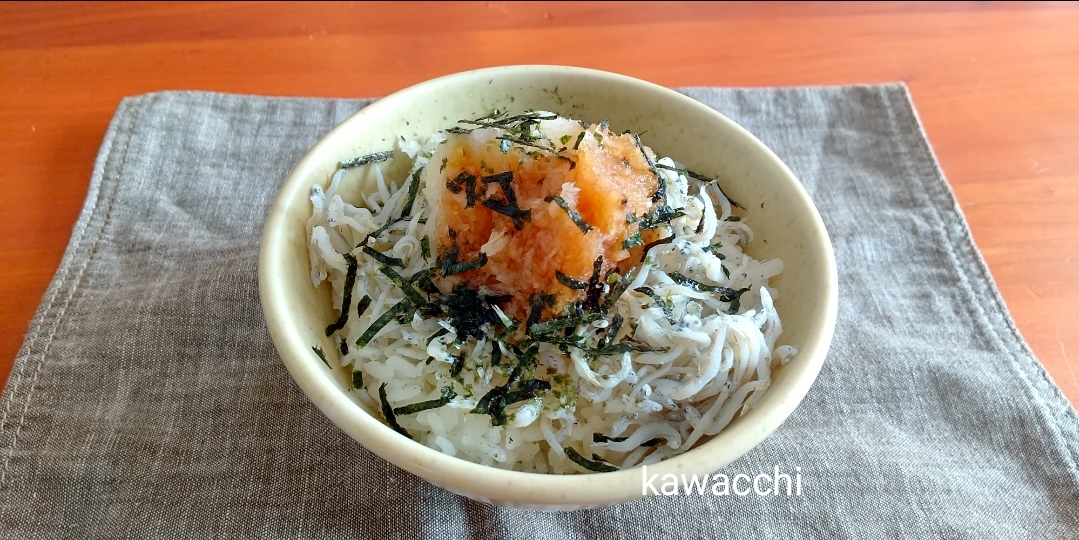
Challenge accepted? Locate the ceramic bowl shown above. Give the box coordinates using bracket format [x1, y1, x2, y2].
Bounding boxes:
[259, 65, 837, 510]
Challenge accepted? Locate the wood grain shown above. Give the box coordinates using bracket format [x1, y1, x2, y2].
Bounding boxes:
[1, 1, 1076, 405]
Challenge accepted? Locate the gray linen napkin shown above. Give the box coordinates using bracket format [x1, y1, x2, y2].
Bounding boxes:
[2, 85, 1077, 539]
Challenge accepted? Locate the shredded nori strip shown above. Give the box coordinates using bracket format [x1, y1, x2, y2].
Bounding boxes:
[638, 205, 686, 230]
[529, 312, 603, 336]
[639, 235, 675, 262]
[339, 338, 349, 356]
[634, 286, 677, 324]
[482, 198, 532, 230]
[598, 313, 624, 349]
[378, 266, 427, 305]
[363, 245, 404, 267]
[600, 267, 637, 313]
[472, 379, 550, 425]
[339, 150, 394, 169]
[583, 257, 604, 310]
[544, 195, 593, 234]
[352, 369, 364, 389]
[573, 130, 586, 150]
[324, 253, 359, 336]
[312, 346, 330, 367]
[654, 162, 743, 209]
[450, 354, 466, 377]
[400, 167, 424, 218]
[378, 383, 413, 439]
[565, 447, 619, 472]
[442, 251, 488, 277]
[446, 171, 480, 208]
[425, 327, 450, 346]
[667, 272, 745, 302]
[633, 134, 664, 203]
[420, 236, 431, 260]
[555, 270, 588, 291]
[592, 433, 662, 447]
[355, 300, 412, 348]
[393, 386, 457, 415]
[491, 341, 503, 366]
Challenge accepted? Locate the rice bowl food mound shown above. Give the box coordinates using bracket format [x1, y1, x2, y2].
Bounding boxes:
[307, 111, 796, 473]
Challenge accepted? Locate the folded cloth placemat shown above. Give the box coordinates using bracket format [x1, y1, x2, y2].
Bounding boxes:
[2, 85, 1077, 538]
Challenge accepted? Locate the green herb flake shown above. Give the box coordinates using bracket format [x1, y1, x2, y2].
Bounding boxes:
[544, 194, 593, 234]
[592, 132, 603, 145]
[378, 383, 413, 439]
[352, 369, 364, 389]
[621, 232, 643, 250]
[440, 157, 448, 173]
[565, 447, 619, 472]
[420, 236, 431, 260]
[560, 134, 572, 145]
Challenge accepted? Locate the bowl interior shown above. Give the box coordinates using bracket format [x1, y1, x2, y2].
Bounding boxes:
[259, 65, 837, 509]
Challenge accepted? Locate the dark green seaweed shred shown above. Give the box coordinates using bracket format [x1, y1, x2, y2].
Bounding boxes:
[442, 284, 502, 340]
[544, 194, 593, 234]
[472, 379, 550, 426]
[442, 251, 488, 277]
[695, 213, 707, 234]
[425, 327, 450, 346]
[528, 312, 603, 336]
[725, 215, 741, 222]
[378, 383, 413, 439]
[339, 150, 394, 169]
[324, 253, 358, 336]
[393, 386, 457, 415]
[555, 270, 588, 291]
[481, 197, 532, 230]
[363, 245, 404, 267]
[598, 313, 624, 349]
[573, 131, 586, 150]
[654, 162, 744, 209]
[339, 338, 349, 356]
[583, 256, 604, 310]
[667, 272, 745, 302]
[592, 433, 662, 447]
[400, 167, 424, 218]
[634, 286, 677, 324]
[312, 346, 330, 367]
[378, 266, 427, 304]
[352, 369, 364, 389]
[446, 171, 480, 208]
[600, 267, 637, 313]
[420, 236, 431, 260]
[621, 232, 643, 250]
[356, 300, 412, 348]
[633, 134, 664, 203]
[450, 354, 466, 377]
[491, 341, 503, 367]
[638, 205, 686, 230]
[440, 157, 448, 172]
[639, 235, 675, 262]
[565, 447, 619, 472]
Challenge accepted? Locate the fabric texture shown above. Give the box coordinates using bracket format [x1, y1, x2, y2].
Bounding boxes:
[1, 85, 1077, 538]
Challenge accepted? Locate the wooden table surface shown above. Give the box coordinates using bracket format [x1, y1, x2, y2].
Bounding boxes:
[1, 2, 1077, 405]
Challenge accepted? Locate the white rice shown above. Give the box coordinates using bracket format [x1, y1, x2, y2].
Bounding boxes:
[307, 113, 796, 473]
